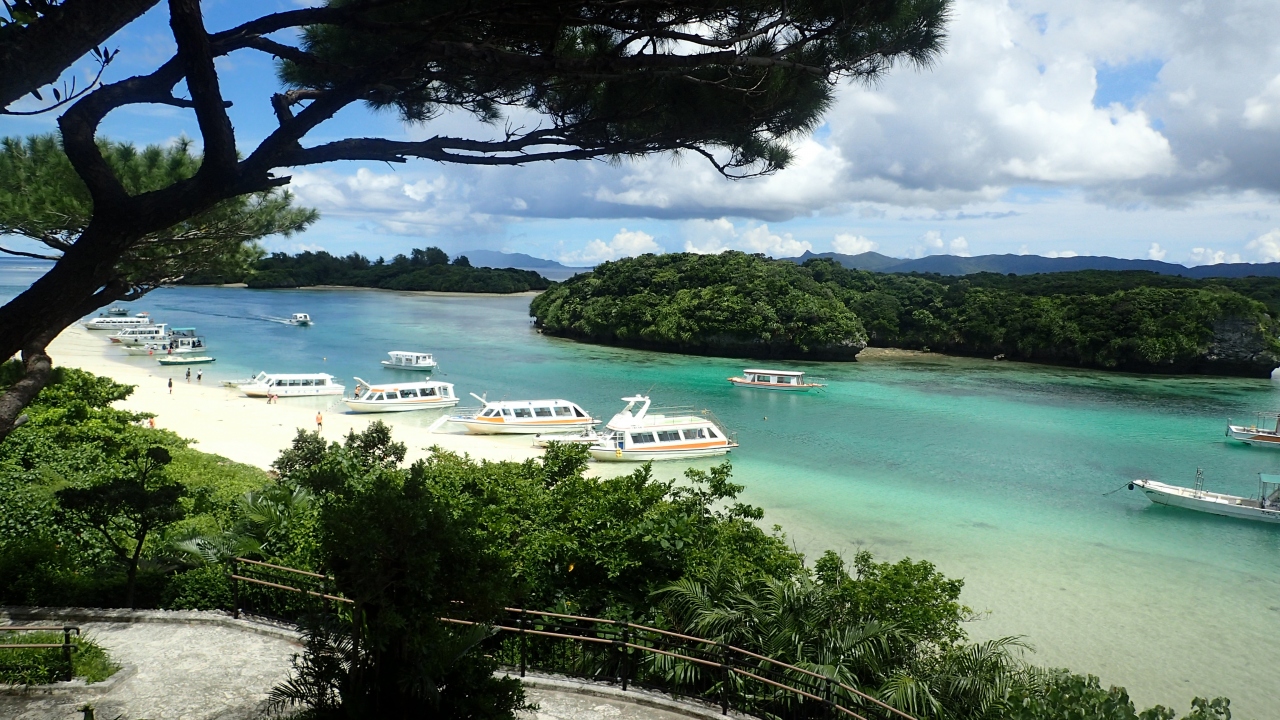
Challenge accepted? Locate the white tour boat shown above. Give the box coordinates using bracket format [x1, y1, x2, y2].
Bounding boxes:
[85, 315, 152, 330]
[381, 351, 438, 371]
[727, 368, 825, 391]
[109, 323, 171, 345]
[533, 429, 606, 448]
[344, 377, 459, 413]
[450, 395, 597, 434]
[107, 306, 129, 315]
[288, 313, 312, 326]
[240, 372, 344, 398]
[223, 371, 268, 388]
[1225, 412, 1280, 448]
[588, 395, 737, 462]
[1130, 470, 1280, 524]
[121, 334, 209, 356]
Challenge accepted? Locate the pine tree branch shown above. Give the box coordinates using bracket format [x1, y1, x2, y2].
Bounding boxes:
[168, 0, 236, 178]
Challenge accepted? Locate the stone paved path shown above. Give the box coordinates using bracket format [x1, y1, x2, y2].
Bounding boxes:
[0, 620, 299, 720]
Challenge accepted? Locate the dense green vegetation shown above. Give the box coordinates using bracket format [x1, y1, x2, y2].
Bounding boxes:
[0, 368, 1234, 717]
[0, 630, 118, 686]
[185, 246, 552, 294]
[531, 252, 1280, 376]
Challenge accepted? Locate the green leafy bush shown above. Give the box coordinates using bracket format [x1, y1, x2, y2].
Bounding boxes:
[162, 565, 233, 611]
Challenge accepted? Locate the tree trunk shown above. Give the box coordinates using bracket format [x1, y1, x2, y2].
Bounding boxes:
[126, 530, 147, 609]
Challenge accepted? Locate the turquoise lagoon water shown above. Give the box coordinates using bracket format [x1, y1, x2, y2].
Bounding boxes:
[6, 269, 1280, 715]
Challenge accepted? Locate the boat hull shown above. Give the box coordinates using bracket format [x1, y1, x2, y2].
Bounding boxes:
[158, 356, 216, 365]
[727, 377, 818, 391]
[381, 361, 435, 371]
[1226, 425, 1280, 448]
[455, 419, 596, 435]
[589, 444, 735, 462]
[243, 386, 343, 398]
[345, 397, 459, 413]
[1134, 480, 1280, 524]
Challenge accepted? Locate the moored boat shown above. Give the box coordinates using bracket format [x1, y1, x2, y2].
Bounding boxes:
[109, 323, 170, 345]
[588, 395, 737, 461]
[223, 371, 268, 388]
[727, 368, 825, 391]
[532, 429, 605, 448]
[1130, 470, 1280, 524]
[381, 351, 437, 371]
[85, 315, 152, 330]
[1226, 413, 1280, 448]
[122, 334, 209, 355]
[107, 306, 128, 315]
[158, 355, 216, 366]
[240, 372, 344, 397]
[449, 395, 596, 434]
[344, 377, 459, 413]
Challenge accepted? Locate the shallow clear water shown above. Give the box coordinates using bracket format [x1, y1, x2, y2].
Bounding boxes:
[7, 270, 1280, 715]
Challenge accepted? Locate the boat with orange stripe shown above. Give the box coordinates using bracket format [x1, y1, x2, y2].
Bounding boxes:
[1226, 412, 1280, 448]
[344, 377, 459, 413]
[727, 368, 825, 391]
[588, 395, 737, 462]
[449, 395, 597, 434]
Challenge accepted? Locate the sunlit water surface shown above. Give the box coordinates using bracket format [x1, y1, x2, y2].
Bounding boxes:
[5, 266, 1279, 716]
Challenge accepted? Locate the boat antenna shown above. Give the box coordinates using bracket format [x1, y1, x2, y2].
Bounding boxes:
[470, 392, 488, 405]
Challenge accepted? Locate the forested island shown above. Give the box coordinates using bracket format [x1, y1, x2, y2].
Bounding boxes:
[186, 246, 552, 294]
[530, 252, 1280, 376]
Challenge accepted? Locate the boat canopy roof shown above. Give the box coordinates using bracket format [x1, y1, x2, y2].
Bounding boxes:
[355, 377, 451, 392]
[481, 398, 583, 409]
[388, 350, 432, 358]
[743, 368, 805, 376]
[254, 372, 336, 380]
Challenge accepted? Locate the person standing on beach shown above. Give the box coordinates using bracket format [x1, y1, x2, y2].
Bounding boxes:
[168, 378, 173, 394]
[185, 368, 191, 383]
[316, 412, 323, 432]
[196, 370, 202, 383]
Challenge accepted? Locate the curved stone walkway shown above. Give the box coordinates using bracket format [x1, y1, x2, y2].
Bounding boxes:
[1, 610, 734, 720]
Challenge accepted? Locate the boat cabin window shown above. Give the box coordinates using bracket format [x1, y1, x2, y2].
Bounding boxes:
[682, 428, 706, 440]
[501, 408, 511, 416]
[707, 428, 720, 438]
[422, 387, 437, 397]
[534, 407, 553, 417]
[399, 389, 419, 398]
[481, 408, 496, 417]
[554, 407, 573, 416]
[372, 393, 384, 401]
[630, 432, 656, 444]
[302, 379, 314, 386]
[316, 379, 326, 386]
[513, 408, 533, 418]
[574, 407, 586, 417]
[779, 376, 795, 384]
[657, 430, 681, 442]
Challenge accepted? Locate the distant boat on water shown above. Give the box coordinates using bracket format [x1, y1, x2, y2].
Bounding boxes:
[1130, 470, 1280, 524]
[381, 351, 437, 371]
[450, 395, 596, 434]
[1226, 413, 1280, 448]
[587, 395, 737, 462]
[107, 306, 128, 315]
[727, 368, 824, 391]
[287, 313, 312, 326]
[85, 315, 151, 330]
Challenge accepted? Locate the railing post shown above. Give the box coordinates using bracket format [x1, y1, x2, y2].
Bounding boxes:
[618, 621, 630, 692]
[61, 627, 73, 681]
[718, 642, 730, 716]
[824, 676, 834, 720]
[231, 558, 241, 619]
[518, 610, 527, 678]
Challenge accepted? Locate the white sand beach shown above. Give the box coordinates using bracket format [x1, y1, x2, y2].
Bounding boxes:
[48, 324, 559, 471]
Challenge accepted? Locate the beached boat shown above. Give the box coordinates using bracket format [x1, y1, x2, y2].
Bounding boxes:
[85, 315, 152, 330]
[1225, 413, 1280, 448]
[381, 351, 437, 371]
[287, 313, 312, 326]
[109, 323, 170, 345]
[1130, 470, 1280, 524]
[532, 429, 605, 448]
[107, 306, 128, 315]
[344, 377, 458, 413]
[240, 372, 344, 398]
[727, 368, 825, 391]
[121, 334, 209, 355]
[223, 371, 268, 388]
[587, 395, 737, 462]
[158, 355, 216, 366]
[449, 395, 597, 434]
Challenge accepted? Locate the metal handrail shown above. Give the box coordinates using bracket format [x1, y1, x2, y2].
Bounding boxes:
[0, 625, 80, 681]
[229, 559, 916, 720]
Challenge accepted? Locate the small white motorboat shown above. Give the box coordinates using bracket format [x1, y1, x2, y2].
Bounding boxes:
[287, 313, 312, 326]
[1226, 413, 1280, 448]
[344, 377, 459, 413]
[223, 371, 268, 388]
[240, 372, 344, 398]
[85, 315, 152, 330]
[1130, 470, 1280, 524]
[588, 395, 737, 462]
[109, 323, 170, 345]
[107, 306, 129, 315]
[532, 429, 605, 448]
[727, 368, 825, 391]
[122, 334, 209, 356]
[158, 355, 216, 366]
[450, 395, 597, 434]
[381, 351, 437, 371]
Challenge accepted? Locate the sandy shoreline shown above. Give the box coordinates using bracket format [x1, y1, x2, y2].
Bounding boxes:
[189, 283, 544, 298]
[48, 325, 561, 471]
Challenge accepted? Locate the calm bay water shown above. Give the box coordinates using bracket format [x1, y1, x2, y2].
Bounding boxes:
[5, 266, 1280, 715]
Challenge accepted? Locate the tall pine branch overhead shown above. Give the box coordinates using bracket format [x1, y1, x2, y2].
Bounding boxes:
[0, 0, 951, 439]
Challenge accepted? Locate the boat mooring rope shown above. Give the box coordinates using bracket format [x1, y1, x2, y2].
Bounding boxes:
[1102, 481, 1134, 496]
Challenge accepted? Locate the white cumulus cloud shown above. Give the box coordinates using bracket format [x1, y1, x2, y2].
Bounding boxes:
[682, 219, 812, 257]
[1188, 247, 1242, 265]
[1246, 230, 1280, 262]
[1147, 242, 1167, 261]
[560, 229, 662, 265]
[949, 237, 972, 257]
[1045, 250, 1079, 258]
[832, 234, 879, 254]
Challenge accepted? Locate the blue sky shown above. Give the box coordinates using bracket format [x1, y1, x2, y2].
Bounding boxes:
[7, 0, 1280, 266]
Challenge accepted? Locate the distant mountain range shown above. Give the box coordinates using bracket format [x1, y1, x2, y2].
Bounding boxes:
[457, 249, 590, 281]
[784, 251, 1280, 278]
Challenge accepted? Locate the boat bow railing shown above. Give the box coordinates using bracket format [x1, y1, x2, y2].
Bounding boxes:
[229, 559, 916, 720]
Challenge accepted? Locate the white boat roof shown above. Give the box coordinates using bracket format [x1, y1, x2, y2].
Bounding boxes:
[483, 398, 583, 408]
[355, 377, 451, 392]
[253, 372, 337, 380]
[387, 350, 433, 357]
[743, 368, 805, 376]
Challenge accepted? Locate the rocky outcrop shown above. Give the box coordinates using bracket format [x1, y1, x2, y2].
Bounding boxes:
[1197, 317, 1280, 377]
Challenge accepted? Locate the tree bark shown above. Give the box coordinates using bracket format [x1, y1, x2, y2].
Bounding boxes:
[0, 0, 162, 110]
